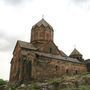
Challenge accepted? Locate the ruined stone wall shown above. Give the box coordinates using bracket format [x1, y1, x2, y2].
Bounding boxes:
[32, 56, 87, 81]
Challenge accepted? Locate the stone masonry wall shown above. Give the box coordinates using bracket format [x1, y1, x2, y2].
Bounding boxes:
[32, 56, 87, 81]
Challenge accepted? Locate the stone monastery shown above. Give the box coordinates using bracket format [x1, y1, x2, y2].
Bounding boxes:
[9, 18, 90, 84]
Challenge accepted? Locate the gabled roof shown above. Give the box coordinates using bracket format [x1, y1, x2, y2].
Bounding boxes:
[59, 50, 67, 57]
[13, 40, 84, 64]
[32, 41, 67, 57]
[13, 40, 37, 54]
[17, 40, 37, 50]
[70, 48, 82, 56]
[35, 51, 83, 64]
[32, 18, 53, 30]
[13, 40, 37, 55]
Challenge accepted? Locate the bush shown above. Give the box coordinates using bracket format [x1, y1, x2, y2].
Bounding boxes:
[31, 83, 40, 90]
[0, 79, 7, 85]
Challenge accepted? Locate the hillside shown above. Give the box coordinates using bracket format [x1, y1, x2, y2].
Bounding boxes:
[1, 73, 90, 90]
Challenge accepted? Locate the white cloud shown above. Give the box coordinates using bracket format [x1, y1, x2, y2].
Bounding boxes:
[3, 0, 33, 5]
[71, 0, 90, 9]
[0, 32, 20, 51]
[0, 39, 10, 50]
[72, 0, 89, 3]
[0, 52, 12, 80]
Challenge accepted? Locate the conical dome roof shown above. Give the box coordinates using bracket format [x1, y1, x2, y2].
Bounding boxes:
[70, 48, 82, 56]
[31, 18, 54, 43]
[32, 18, 53, 30]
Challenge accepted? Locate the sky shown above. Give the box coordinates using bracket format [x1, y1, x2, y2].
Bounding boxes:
[0, 0, 90, 80]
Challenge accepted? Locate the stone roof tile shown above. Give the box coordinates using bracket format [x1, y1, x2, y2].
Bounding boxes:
[32, 18, 53, 30]
[35, 51, 83, 64]
[18, 40, 37, 50]
[70, 48, 82, 56]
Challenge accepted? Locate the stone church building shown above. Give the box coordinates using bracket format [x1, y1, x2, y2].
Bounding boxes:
[9, 18, 87, 84]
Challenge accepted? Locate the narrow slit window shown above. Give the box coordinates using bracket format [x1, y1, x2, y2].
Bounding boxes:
[66, 69, 69, 74]
[75, 70, 78, 74]
[50, 48, 52, 53]
[55, 65, 58, 71]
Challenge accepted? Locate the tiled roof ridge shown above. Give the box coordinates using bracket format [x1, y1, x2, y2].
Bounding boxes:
[35, 51, 83, 64]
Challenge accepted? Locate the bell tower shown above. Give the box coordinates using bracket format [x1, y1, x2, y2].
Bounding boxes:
[30, 18, 54, 43]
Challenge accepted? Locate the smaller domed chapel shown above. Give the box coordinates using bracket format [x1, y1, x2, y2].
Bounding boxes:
[9, 18, 87, 84]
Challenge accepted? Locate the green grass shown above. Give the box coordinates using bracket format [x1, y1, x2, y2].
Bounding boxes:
[63, 85, 90, 90]
[30, 83, 40, 90]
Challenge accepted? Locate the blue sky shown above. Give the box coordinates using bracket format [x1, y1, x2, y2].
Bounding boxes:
[0, 0, 90, 80]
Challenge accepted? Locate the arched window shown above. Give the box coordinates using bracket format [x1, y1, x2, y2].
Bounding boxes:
[50, 48, 52, 53]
